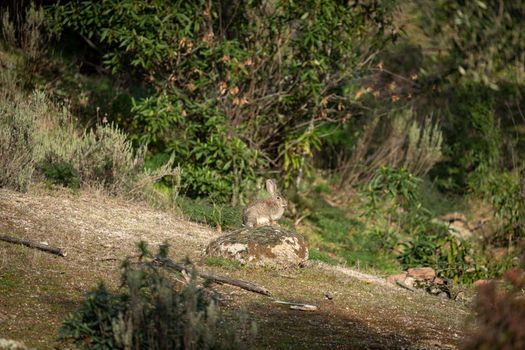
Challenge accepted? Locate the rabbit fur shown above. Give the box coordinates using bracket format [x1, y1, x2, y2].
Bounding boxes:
[243, 179, 287, 227]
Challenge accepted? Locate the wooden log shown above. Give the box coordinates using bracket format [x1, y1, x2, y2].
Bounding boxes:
[0, 233, 66, 257]
[154, 257, 272, 296]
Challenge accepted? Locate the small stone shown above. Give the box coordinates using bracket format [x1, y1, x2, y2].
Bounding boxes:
[404, 276, 415, 288]
[429, 287, 441, 295]
[386, 272, 407, 284]
[448, 221, 473, 239]
[438, 292, 449, 299]
[454, 291, 466, 302]
[473, 279, 490, 288]
[433, 277, 445, 285]
[325, 292, 333, 300]
[407, 267, 436, 281]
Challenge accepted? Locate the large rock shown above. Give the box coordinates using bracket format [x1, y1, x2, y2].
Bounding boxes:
[204, 226, 308, 267]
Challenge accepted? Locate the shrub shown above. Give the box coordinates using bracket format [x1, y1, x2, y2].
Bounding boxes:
[50, 0, 398, 200]
[0, 75, 179, 202]
[1, 3, 52, 82]
[463, 256, 525, 350]
[0, 91, 46, 191]
[362, 166, 488, 282]
[60, 243, 250, 349]
[487, 171, 525, 244]
[397, 219, 487, 283]
[338, 109, 443, 187]
[430, 85, 501, 194]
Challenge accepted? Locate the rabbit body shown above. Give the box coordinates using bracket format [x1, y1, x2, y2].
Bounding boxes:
[243, 179, 287, 227]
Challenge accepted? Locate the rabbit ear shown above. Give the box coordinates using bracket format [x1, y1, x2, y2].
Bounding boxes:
[266, 179, 277, 195]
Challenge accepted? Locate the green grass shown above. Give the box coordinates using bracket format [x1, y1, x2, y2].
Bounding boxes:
[304, 193, 401, 273]
[204, 257, 243, 271]
[308, 248, 340, 265]
[176, 196, 243, 230]
[418, 178, 469, 216]
[0, 274, 18, 289]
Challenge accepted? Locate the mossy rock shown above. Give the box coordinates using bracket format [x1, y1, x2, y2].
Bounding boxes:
[204, 226, 308, 268]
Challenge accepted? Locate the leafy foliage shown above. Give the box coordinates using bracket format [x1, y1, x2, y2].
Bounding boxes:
[60, 243, 250, 350]
[419, 0, 525, 88]
[464, 256, 525, 350]
[50, 0, 398, 201]
[487, 171, 525, 243]
[363, 166, 420, 214]
[0, 91, 43, 191]
[363, 167, 488, 282]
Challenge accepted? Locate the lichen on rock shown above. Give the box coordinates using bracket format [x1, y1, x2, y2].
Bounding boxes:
[204, 226, 308, 267]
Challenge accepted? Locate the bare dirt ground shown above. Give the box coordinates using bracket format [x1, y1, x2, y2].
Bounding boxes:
[0, 188, 471, 349]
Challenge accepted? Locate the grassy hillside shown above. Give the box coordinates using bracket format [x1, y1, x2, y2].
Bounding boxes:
[0, 188, 470, 349]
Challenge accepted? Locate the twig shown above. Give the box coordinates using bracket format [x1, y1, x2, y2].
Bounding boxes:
[154, 257, 272, 296]
[396, 280, 416, 292]
[0, 234, 66, 257]
[272, 299, 318, 311]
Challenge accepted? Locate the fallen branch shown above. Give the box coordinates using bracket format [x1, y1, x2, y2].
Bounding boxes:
[0, 234, 66, 257]
[272, 299, 318, 311]
[154, 257, 272, 296]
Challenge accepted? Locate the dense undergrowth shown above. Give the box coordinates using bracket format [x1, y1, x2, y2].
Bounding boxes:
[1, 1, 525, 348]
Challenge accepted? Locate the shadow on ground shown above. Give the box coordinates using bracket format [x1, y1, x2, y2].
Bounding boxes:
[246, 301, 418, 349]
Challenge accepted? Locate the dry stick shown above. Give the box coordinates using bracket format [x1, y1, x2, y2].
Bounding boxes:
[272, 299, 318, 311]
[0, 233, 66, 257]
[396, 280, 416, 292]
[157, 257, 320, 311]
[154, 257, 272, 297]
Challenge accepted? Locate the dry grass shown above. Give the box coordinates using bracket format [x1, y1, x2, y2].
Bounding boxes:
[0, 188, 470, 349]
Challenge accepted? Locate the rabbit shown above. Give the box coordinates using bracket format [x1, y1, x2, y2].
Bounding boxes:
[243, 179, 287, 227]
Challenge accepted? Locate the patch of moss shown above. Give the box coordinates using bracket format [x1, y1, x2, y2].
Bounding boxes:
[204, 257, 242, 271]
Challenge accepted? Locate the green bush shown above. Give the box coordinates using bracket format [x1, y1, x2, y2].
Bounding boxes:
[487, 171, 525, 244]
[430, 85, 501, 194]
[362, 166, 488, 282]
[363, 166, 421, 215]
[1, 3, 51, 79]
[50, 0, 397, 201]
[60, 243, 250, 349]
[40, 160, 80, 189]
[0, 91, 43, 191]
[39, 119, 144, 192]
[397, 219, 486, 283]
